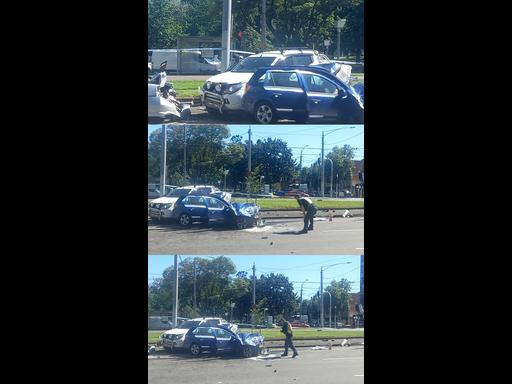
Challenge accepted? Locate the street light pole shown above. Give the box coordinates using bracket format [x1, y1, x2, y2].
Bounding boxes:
[183, 125, 187, 178]
[221, 0, 232, 72]
[173, 255, 179, 328]
[321, 132, 325, 197]
[324, 290, 332, 328]
[160, 125, 167, 197]
[300, 279, 308, 315]
[326, 158, 333, 198]
[299, 145, 308, 183]
[252, 262, 256, 328]
[248, 127, 252, 197]
[261, 0, 267, 50]
[320, 267, 324, 327]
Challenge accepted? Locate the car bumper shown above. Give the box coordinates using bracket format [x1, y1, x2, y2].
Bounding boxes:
[162, 338, 185, 349]
[148, 208, 174, 219]
[202, 90, 243, 112]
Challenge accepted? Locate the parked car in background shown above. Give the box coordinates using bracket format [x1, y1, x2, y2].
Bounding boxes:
[171, 195, 260, 229]
[161, 317, 238, 351]
[148, 185, 232, 222]
[168, 326, 264, 357]
[200, 49, 334, 115]
[242, 66, 364, 124]
[290, 321, 311, 328]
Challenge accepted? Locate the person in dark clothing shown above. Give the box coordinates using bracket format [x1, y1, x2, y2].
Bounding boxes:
[279, 319, 298, 357]
[295, 195, 317, 233]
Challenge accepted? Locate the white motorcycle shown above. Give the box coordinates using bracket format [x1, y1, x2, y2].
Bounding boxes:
[148, 62, 191, 124]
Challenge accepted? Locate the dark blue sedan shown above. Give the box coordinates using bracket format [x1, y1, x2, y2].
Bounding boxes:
[171, 195, 260, 229]
[183, 326, 264, 357]
[242, 66, 364, 124]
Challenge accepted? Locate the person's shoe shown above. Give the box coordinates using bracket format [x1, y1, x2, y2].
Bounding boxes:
[292, 352, 299, 358]
[281, 353, 288, 357]
[298, 229, 308, 234]
[308, 226, 314, 230]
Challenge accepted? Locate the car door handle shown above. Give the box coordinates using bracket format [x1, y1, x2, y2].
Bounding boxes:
[311, 99, 321, 104]
[273, 93, 282, 98]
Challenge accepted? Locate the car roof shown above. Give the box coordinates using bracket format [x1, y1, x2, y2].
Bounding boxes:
[252, 65, 343, 83]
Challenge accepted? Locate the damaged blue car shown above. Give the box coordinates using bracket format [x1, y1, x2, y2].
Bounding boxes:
[183, 326, 264, 357]
[171, 195, 260, 229]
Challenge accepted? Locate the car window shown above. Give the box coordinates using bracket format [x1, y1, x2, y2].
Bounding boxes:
[215, 329, 231, 339]
[303, 74, 338, 94]
[194, 327, 214, 336]
[183, 196, 206, 206]
[206, 319, 220, 326]
[265, 72, 301, 88]
[195, 187, 213, 194]
[207, 198, 225, 209]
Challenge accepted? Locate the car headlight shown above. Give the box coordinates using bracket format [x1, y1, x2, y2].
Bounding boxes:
[223, 83, 243, 94]
[205, 81, 211, 90]
[215, 84, 222, 92]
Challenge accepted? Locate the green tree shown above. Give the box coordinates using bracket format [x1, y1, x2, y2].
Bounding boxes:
[148, 0, 187, 48]
[256, 273, 297, 317]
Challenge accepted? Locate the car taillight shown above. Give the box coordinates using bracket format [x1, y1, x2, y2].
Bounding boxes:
[245, 83, 251, 93]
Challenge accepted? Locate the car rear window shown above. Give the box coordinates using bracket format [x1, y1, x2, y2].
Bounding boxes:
[167, 188, 192, 197]
[231, 57, 276, 72]
[281, 55, 314, 66]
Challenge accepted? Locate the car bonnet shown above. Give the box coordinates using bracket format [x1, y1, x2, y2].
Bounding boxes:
[238, 333, 264, 346]
[204, 71, 253, 85]
[230, 202, 260, 217]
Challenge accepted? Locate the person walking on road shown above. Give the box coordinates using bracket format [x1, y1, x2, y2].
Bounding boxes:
[295, 194, 317, 234]
[279, 319, 298, 358]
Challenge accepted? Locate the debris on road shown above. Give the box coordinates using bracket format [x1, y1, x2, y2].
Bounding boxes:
[342, 210, 352, 218]
[341, 339, 351, 347]
[311, 346, 328, 350]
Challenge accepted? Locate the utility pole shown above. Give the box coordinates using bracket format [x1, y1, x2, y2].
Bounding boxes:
[320, 267, 324, 327]
[261, 0, 267, 50]
[252, 262, 256, 328]
[299, 145, 308, 183]
[173, 255, 179, 328]
[221, 0, 232, 72]
[248, 127, 252, 197]
[334, 306, 337, 328]
[160, 125, 167, 197]
[183, 126, 187, 178]
[193, 257, 197, 312]
[321, 132, 325, 197]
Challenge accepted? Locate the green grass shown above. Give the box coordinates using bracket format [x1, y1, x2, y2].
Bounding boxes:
[170, 80, 204, 98]
[231, 198, 364, 210]
[351, 72, 364, 84]
[148, 328, 363, 344]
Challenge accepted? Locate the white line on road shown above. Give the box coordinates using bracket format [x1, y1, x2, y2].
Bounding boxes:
[321, 229, 361, 232]
[356, 248, 364, 250]
[354, 374, 364, 377]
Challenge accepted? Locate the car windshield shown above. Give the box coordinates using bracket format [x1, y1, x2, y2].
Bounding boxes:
[231, 57, 276, 72]
[166, 188, 192, 197]
[179, 320, 202, 329]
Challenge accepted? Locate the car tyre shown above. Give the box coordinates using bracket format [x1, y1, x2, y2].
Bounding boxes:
[190, 342, 201, 356]
[179, 213, 192, 227]
[242, 345, 252, 358]
[206, 107, 221, 118]
[254, 102, 277, 124]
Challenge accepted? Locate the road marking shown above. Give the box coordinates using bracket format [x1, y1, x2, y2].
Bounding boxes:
[321, 229, 361, 232]
[355, 374, 364, 377]
[356, 248, 364, 250]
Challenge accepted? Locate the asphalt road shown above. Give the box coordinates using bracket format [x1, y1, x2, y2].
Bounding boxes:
[148, 345, 364, 384]
[148, 216, 364, 255]
[184, 105, 340, 124]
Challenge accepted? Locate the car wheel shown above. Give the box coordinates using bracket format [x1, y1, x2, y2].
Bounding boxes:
[254, 102, 277, 124]
[242, 345, 252, 358]
[206, 107, 221, 118]
[178, 213, 192, 227]
[190, 343, 201, 356]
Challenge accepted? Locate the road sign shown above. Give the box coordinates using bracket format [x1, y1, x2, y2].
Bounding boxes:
[324, 39, 331, 47]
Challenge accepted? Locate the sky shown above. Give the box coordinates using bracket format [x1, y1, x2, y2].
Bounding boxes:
[148, 255, 363, 297]
[148, 124, 364, 163]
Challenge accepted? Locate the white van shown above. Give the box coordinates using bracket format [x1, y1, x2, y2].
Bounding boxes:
[148, 49, 221, 73]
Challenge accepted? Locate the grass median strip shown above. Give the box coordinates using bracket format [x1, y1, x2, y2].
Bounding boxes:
[232, 198, 364, 210]
[170, 80, 203, 98]
[148, 328, 363, 343]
